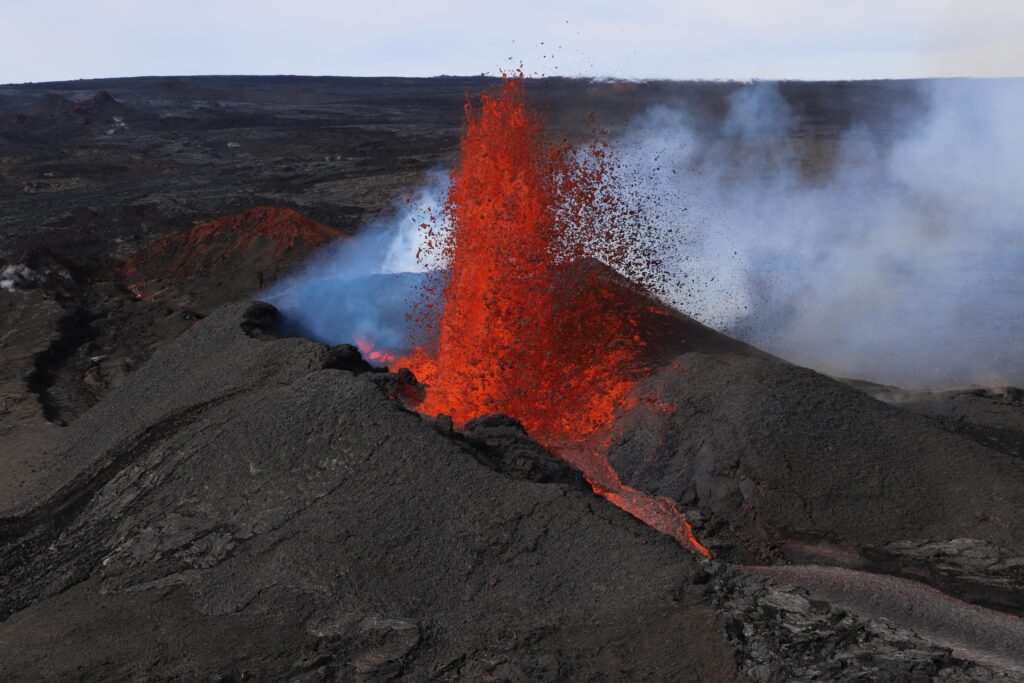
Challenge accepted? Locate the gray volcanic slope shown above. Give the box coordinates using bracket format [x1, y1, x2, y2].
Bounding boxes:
[0, 302, 741, 681]
[608, 352, 1024, 611]
[3, 301, 1023, 680]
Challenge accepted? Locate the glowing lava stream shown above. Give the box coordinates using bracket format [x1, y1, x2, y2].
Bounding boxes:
[394, 74, 711, 559]
[567, 446, 713, 559]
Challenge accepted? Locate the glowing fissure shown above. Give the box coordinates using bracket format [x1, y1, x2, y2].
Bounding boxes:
[395, 75, 710, 559]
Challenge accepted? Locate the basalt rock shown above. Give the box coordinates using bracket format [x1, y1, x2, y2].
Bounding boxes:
[2, 303, 1022, 679]
[461, 414, 589, 490]
[709, 565, 1008, 682]
[323, 343, 376, 375]
[863, 538, 1024, 616]
[238, 299, 278, 336]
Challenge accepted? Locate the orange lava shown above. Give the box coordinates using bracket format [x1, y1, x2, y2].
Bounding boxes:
[396, 75, 710, 559]
[355, 336, 397, 365]
[585, 457, 712, 559]
[400, 76, 649, 441]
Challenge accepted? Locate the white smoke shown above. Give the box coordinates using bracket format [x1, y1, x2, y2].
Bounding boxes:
[612, 78, 1024, 389]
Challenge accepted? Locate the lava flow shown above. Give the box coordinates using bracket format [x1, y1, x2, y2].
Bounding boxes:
[397, 75, 710, 559]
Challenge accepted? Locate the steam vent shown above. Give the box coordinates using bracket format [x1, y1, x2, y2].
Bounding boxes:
[2, 72, 1024, 681]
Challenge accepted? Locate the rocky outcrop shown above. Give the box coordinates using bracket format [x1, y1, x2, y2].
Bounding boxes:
[461, 414, 589, 489]
[711, 565, 1017, 681]
[864, 538, 1024, 615]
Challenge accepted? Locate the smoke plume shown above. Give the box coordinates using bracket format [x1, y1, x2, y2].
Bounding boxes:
[615, 78, 1024, 388]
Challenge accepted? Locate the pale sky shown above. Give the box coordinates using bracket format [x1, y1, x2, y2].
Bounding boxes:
[2, 0, 1022, 84]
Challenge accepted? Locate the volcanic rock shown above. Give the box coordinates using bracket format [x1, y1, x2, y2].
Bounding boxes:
[239, 299, 279, 336]
[16, 91, 131, 134]
[0, 207, 346, 439]
[711, 566, 960, 681]
[745, 564, 1024, 676]
[1, 301, 1018, 680]
[583, 260, 774, 365]
[22, 93, 79, 118]
[862, 537, 1024, 614]
[77, 90, 130, 116]
[461, 414, 589, 490]
[323, 343, 376, 375]
[0, 289, 66, 491]
[710, 562, 1024, 681]
[896, 387, 1024, 460]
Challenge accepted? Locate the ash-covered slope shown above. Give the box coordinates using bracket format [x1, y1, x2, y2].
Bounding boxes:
[608, 351, 1024, 612]
[0, 302, 741, 681]
[584, 259, 775, 365]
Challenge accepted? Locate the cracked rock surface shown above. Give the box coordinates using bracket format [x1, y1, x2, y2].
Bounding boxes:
[711, 565, 1019, 681]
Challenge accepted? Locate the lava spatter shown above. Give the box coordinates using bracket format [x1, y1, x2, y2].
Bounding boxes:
[393, 75, 709, 558]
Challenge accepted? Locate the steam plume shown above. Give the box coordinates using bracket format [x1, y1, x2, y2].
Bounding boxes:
[262, 170, 448, 355]
[616, 78, 1024, 388]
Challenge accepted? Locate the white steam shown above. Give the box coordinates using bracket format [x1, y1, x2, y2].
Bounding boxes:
[262, 170, 448, 354]
[1, 264, 45, 292]
[614, 79, 1024, 388]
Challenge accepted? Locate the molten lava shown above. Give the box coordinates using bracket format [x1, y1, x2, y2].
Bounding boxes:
[398, 75, 710, 559]
[401, 77, 647, 442]
[355, 336, 397, 365]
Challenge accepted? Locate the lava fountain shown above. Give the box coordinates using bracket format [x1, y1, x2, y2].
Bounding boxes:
[398, 76, 710, 559]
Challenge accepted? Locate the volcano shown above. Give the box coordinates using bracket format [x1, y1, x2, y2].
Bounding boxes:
[15, 91, 131, 131]
[391, 76, 734, 558]
[2, 75, 1024, 681]
[123, 206, 343, 284]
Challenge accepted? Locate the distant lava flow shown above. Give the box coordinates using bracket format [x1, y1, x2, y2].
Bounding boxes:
[395, 75, 709, 558]
[120, 207, 342, 298]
